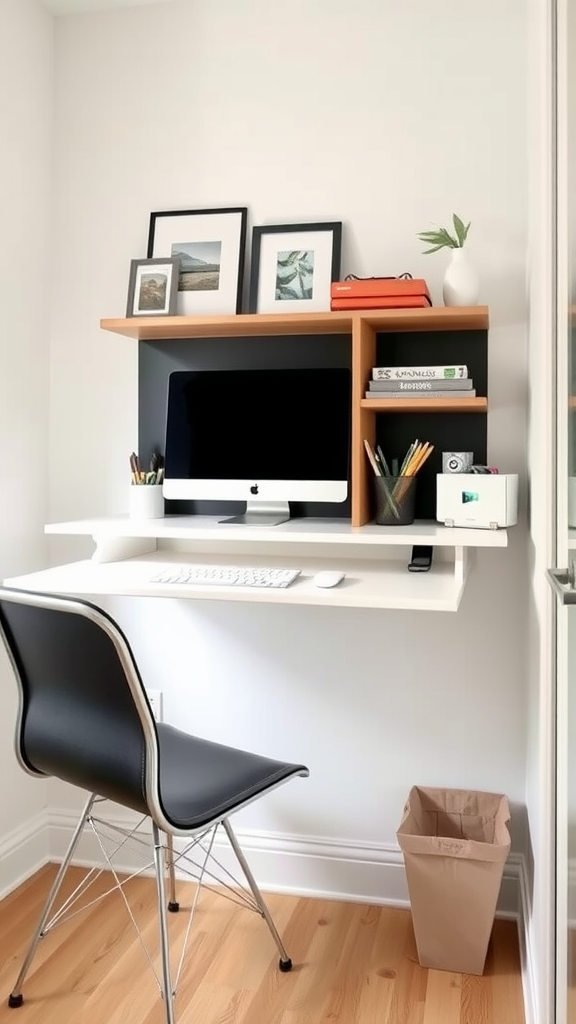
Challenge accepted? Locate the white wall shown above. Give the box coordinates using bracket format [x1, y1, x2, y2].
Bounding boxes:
[46, 0, 530, 876]
[0, 0, 53, 894]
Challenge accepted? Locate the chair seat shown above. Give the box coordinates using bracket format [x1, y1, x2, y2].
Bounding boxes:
[156, 723, 306, 831]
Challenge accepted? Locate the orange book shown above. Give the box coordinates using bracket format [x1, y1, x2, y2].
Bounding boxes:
[330, 295, 431, 311]
[331, 277, 431, 300]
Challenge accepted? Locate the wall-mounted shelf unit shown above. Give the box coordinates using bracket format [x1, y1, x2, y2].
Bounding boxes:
[101, 306, 489, 527]
[1, 307, 502, 614]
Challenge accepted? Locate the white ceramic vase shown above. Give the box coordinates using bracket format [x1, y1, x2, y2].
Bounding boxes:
[442, 248, 479, 306]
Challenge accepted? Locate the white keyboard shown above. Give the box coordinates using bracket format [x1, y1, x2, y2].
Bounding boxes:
[150, 565, 301, 589]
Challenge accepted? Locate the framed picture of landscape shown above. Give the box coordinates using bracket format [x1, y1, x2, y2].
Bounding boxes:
[147, 207, 247, 315]
[125, 257, 179, 317]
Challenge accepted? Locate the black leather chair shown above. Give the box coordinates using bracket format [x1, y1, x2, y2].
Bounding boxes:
[0, 586, 309, 1024]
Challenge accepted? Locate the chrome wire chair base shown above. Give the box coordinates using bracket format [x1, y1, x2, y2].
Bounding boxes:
[8, 794, 293, 1023]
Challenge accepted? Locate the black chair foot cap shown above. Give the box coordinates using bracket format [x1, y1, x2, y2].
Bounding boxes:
[168, 901, 180, 913]
[279, 958, 292, 972]
[8, 994, 23, 1008]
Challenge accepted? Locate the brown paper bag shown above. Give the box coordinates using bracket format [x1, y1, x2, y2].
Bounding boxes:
[396, 786, 511, 975]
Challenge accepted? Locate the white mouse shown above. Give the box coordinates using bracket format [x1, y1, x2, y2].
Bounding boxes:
[312, 570, 346, 589]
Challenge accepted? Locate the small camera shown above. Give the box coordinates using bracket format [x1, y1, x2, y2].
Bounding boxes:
[442, 452, 473, 474]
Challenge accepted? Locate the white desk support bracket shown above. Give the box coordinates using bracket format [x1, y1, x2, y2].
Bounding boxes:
[91, 535, 158, 564]
[453, 546, 472, 607]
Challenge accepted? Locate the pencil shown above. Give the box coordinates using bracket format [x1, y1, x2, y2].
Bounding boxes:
[363, 439, 382, 477]
[399, 439, 418, 476]
[392, 440, 434, 504]
[409, 443, 434, 476]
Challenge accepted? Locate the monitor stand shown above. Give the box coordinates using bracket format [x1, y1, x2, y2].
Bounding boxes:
[219, 500, 290, 527]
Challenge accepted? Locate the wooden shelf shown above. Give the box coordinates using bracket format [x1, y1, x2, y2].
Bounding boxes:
[358, 307, 489, 332]
[360, 396, 488, 413]
[100, 305, 489, 341]
[101, 311, 353, 340]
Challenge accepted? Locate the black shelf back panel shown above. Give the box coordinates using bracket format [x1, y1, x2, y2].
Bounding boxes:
[372, 328, 488, 521]
[374, 328, 488, 396]
[374, 412, 488, 521]
[138, 333, 351, 520]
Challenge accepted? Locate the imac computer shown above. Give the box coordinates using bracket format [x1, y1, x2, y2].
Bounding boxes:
[163, 366, 351, 525]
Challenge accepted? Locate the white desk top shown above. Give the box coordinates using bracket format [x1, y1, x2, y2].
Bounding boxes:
[4, 550, 466, 612]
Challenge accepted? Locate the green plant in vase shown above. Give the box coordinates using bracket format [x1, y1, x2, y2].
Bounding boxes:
[417, 213, 471, 253]
[417, 214, 478, 306]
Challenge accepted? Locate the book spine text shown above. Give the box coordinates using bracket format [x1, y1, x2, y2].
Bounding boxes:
[372, 364, 468, 381]
[368, 378, 473, 391]
[364, 389, 476, 399]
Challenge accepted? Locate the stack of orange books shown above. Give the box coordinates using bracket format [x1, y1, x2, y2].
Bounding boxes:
[330, 277, 432, 311]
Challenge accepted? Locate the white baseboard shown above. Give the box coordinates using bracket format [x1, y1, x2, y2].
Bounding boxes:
[47, 805, 522, 912]
[0, 809, 50, 901]
[516, 853, 537, 1024]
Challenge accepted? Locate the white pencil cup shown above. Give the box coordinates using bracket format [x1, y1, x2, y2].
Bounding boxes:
[129, 484, 164, 519]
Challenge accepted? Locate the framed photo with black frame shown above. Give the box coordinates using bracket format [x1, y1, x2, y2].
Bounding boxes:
[125, 257, 180, 318]
[147, 207, 248, 315]
[248, 221, 342, 314]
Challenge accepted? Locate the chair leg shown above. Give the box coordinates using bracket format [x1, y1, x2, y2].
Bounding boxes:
[8, 792, 97, 1008]
[152, 825, 176, 1024]
[165, 833, 179, 912]
[221, 818, 292, 971]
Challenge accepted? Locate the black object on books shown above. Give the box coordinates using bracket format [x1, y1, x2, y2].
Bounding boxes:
[368, 378, 474, 392]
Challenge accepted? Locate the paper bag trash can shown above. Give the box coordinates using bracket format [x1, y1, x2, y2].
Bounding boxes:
[397, 786, 511, 975]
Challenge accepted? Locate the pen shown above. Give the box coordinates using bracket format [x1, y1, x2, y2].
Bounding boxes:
[376, 444, 391, 476]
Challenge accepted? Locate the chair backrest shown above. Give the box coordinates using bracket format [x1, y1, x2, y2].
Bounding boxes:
[0, 587, 159, 818]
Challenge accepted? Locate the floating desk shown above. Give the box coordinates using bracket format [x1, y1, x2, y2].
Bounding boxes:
[3, 516, 508, 613]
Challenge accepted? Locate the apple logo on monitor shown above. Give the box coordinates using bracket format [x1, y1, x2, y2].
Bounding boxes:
[250, 484, 259, 495]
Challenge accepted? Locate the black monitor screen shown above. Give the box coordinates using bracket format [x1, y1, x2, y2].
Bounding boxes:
[164, 367, 351, 484]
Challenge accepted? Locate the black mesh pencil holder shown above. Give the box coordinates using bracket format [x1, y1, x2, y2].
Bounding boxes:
[373, 475, 417, 526]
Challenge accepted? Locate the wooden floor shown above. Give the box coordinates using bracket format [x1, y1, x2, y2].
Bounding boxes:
[0, 865, 525, 1024]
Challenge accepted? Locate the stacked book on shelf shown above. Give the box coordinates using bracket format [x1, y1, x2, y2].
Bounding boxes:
[330, 277, 432, 311]
[365, 363, 475, 399]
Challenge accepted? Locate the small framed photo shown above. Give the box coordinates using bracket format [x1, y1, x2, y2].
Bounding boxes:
[147, 207, 247, 315]
[248, 221, 342, 314]
[126, 257, 179, 317]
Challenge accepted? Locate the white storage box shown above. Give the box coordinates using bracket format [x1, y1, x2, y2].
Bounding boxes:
[436, 473, 518, 529]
